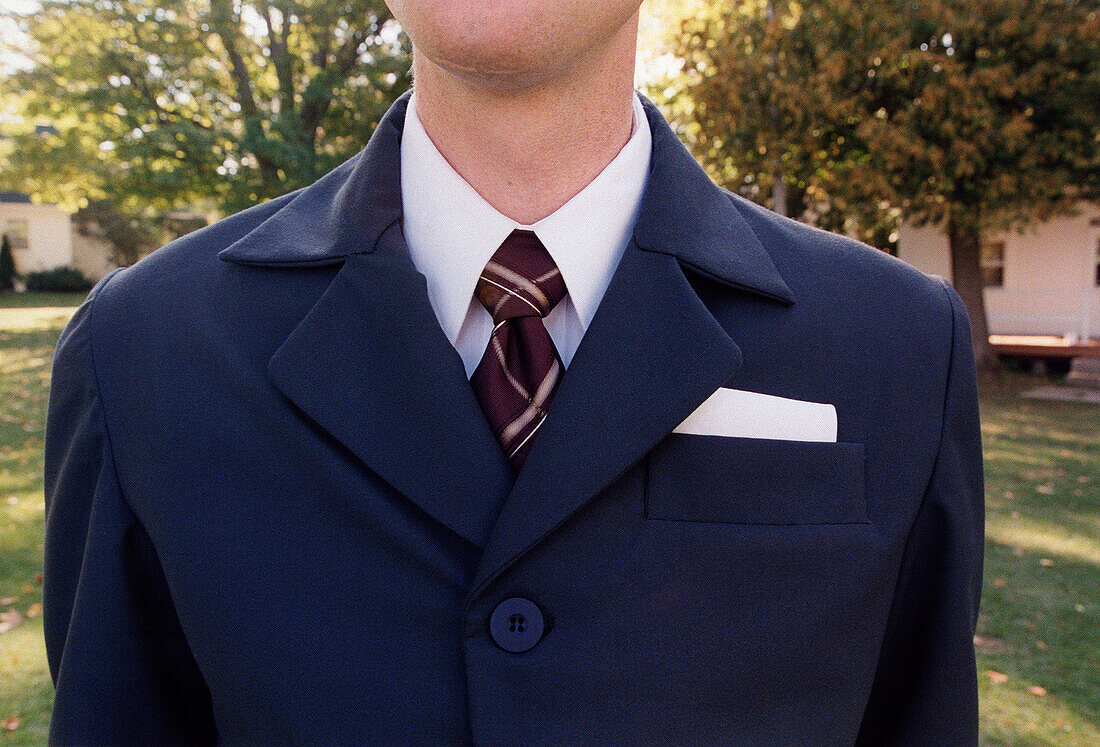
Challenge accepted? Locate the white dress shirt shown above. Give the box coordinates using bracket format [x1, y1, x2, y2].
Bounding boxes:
[400, 91, 652, 378]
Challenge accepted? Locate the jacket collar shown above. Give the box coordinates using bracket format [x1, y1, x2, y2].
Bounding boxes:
[217, 94, 406, 267]
[218, 90, 794, 305]
[631, 96, 794, 304]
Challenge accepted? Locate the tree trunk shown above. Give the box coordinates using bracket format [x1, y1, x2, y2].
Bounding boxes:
[772, 160, 789, 217]
[946, 208, 997, 374]
[766, 0, 788, 217]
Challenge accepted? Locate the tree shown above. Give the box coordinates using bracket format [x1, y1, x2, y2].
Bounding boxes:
[1, 0, 410, 214]
[668, 1, 894, 240]
[854, 0, 1098, 370]
[72, 199, 162, 268]
[669, 0, 1099, 371]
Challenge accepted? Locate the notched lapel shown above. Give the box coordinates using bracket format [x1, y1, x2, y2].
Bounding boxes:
[221, 91, 513, 548]
[266, 225, 514, 549]
[220, 89, 798, 587]
[467, 94, 798, 599]
[468, 242, 743, 598]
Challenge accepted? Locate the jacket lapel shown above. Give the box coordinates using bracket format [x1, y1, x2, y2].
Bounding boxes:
[219, 92, 514, 549]
[466, 95, 796, 598]
[264, 233, 514, 549]
[217, 89, 796, 573]
[467, 241, 743, 596]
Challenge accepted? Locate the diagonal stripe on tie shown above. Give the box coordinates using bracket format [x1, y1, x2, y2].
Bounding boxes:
[470, 229, 567, 471]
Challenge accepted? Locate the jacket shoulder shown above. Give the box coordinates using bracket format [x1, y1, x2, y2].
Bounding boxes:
[726, 191, 951, 312]
[84, 191, 301, 325]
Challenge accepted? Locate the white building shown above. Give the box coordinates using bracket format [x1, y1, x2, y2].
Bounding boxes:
[0, 192, 115, 281]
[1, 191, 72, 273]
[898, 203, 1100, 340]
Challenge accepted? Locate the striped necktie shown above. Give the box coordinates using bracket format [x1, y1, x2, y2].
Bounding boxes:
[471, 229, 567, 471]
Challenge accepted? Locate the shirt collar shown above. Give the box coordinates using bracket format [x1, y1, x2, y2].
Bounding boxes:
[400, 91, 652, 345]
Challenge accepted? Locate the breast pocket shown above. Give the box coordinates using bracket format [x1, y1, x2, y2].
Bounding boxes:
[645, 433, 868, 525]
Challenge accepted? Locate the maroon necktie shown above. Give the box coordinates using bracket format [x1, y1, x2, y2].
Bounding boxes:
[471, 229, 567, 471]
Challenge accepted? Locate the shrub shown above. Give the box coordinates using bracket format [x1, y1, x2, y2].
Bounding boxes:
[25, 266, 94, 292]
[0, 234, 15, 290]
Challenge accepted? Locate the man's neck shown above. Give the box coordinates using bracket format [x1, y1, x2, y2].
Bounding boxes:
[409, 16, 639, 226]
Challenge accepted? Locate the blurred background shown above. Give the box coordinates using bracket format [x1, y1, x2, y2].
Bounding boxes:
[0, 0, 1096, 742]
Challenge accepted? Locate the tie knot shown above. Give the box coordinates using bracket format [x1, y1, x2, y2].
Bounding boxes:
[475, 229, 567, 322]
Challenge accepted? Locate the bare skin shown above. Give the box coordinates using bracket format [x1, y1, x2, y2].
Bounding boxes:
[384, 0, 645, 225]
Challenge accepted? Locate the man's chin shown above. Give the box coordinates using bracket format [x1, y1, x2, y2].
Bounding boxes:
[418, 48, 567, 96]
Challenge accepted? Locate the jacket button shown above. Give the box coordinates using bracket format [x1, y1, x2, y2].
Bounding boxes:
[489, 597, 545, 653]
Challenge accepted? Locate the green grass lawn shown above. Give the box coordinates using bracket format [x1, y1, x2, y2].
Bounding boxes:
[0, 292, 84, 744]
[0, 290, 1097, 744]
[977, 377, 1099, 744]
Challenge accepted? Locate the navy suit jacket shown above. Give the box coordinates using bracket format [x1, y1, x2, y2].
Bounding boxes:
[43, 91, 984, 744]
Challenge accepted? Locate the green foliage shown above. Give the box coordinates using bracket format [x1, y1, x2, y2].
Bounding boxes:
[24, 267, 94, 293]
[667, 0, 1099, 369]
[855, 0, 1099, 230]
[72, 199, 162, 268]
[0, 235, 15, 290]
[666, 1, 889, 238]
[667, 0, 1099, 239]
[0, 0, 411, 214]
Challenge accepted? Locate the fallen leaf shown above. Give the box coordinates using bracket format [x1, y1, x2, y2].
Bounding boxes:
[973, 634, 1007, 654]
[19, 584, 31, 593]
[986, 669, 1009, 684]
[0, 610, 22, 634]
[1028, 685, 1048, 697]
[25, 602, 41, 618]
[0, 597, 14, 606]
[1040, 558, 1054, 567]
[1012, 547, 1025, 557]
[1036, 640, 1048, 650]
[1036, 484, 1055, 495]
[2, 717, 19, 731]
[993, 578, 1007, 588]
[34, 572, 42, 584]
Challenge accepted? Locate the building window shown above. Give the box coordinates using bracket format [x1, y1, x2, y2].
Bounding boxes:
[3, 219, 29, 250]
[981, 240, 1005, 288]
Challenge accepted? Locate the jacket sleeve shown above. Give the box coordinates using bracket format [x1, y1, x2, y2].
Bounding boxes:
[855, 279, 985, 745]
[42, 269, 217, 745]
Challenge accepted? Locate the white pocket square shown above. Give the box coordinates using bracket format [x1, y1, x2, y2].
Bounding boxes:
[673, 388, 838, 443]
